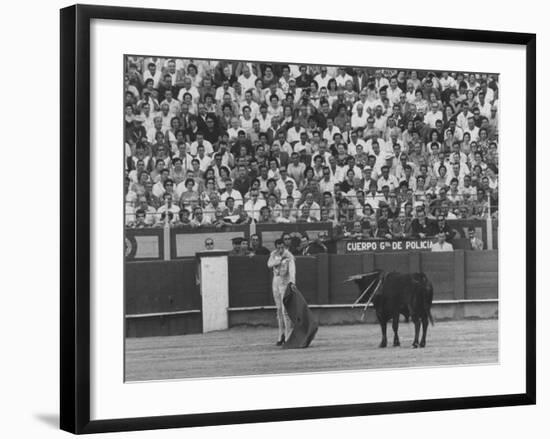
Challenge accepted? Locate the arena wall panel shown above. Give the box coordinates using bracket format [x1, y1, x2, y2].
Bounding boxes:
[126, 313, 202, 338]
[373, 253, 410, 274]
[465, 250, 499, 299]
[328, 254, 364, 304]
[228, 256, 271, 307]
[420, 252, 456, 301]
[295, 256, 320, 303]
[125, 260, 200, 315]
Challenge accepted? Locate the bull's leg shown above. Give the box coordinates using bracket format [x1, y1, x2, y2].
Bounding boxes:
[419, 316, 428, 348]
[378, 314, 387, 348]
[412, 315, 420, 348]
[392, 314, 400, 347]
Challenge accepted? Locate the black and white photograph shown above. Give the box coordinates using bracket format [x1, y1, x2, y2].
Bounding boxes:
[123, 56, 500, 381]
[0, 0, 544, 436]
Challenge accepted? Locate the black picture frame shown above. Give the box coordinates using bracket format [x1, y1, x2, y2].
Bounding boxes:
[60, 4, 536, 434]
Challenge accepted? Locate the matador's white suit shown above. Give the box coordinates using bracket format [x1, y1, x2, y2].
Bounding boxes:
[267, 249, 296, 341]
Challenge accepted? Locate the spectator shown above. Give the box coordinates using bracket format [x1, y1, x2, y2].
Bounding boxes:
[244, 188, 266, 222]
[190, 206, 211, 228]
[249, 234, 270, 255]
[229, 237, 244, 255]
[433, 215, 456, 241]
[466, 227, 484, 250]
[411, 208, 434, 238]
[431, 232, 454, 252]
[391, 211, 412, 239]
[123, 58, 498, 247]
[204, 237, 215, 251]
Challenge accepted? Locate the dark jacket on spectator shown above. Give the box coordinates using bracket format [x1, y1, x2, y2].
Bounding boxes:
[434, 220, 456, 241]
[391, 220, 412, 238]
[411, 218, 435, 237]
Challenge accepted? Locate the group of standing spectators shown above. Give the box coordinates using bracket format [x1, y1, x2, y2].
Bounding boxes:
[124, 57, 499, 240]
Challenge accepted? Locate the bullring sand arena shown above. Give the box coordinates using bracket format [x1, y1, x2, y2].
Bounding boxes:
[125, 319, 497, 381]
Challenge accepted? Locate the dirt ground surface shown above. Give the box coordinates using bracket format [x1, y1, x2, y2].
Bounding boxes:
[125, 319, 498, 381]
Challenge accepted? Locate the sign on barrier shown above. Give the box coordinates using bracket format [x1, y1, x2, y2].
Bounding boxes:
[343, 238, 436, 253]
[125, 228, 164, 260]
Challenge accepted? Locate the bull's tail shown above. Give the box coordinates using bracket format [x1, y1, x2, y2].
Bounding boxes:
[425, 278, 435, 326]
[427, 308, 435, 326]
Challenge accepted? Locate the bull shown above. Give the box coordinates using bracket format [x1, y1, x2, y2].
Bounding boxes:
[347, 270, 434, 348]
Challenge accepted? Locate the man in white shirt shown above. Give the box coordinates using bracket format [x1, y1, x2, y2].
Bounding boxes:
[244, 188, 266, 221]
[319, 167, 335, 194]
[364, 181, 381, 210]
[323, 118, 341, 143]
[257, 105, 272, 132]
[477, 92, 492, 119]
[367, 132, 390, 154]
[279, 178, 301, 202]
[372, 106, 388, 133]
[377, 165, 399, 191]
[241, 90, 260, 118]
[335, 67, 353, 87]
[456, 103, 474, 132]
[220, 179, 243, 207]
[346, 131, 367, 156]
[299, 192, 321, 221]
[163, 59, 178, 86]
[405, 82, 417, 104]
[196, 144, 213, 172]
[286, 118, 306, 145]
[135, 196, 157, 226]
[190, 207, 212, 227]
[215, 80, 236, 103]
[341, 156, 363, 180]
[464, 117, 480, 141]
[152, 169, 170, 198]
[174, 143, 195, 172]
[237, 64, 257, 92]
[373, 70, 389, 92]
[314, 66, 332, 90]
[189, 133, 214, 156]
[351, 90, 369, 115]
[160, 89, 181, 116]
[158, 103, 173, 131]
[311, 141, 332, 164]
[156, 193, 181, 223]
[424, 102, 443, 129]
[177, 77, 200, 103]
[287, 153, 306, 186]
[146, 116, 164, 143]
[479, 80, 495, 104]
[447, 162, 468, 185]
[143, 62, 162, 88]
[351, 103, 369, 130]
[386, 77, 402, 104]
[431, 232, 454, 252]
[439, 72, 457, 92]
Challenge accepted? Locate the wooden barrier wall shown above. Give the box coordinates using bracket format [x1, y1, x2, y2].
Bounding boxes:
[125, 260, 201, 336]
[125, 251, 498, 336]
[227, 251, 498, 306]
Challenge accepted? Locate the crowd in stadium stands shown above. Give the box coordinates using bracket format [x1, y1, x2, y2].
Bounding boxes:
[124, 57, 499, 240]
